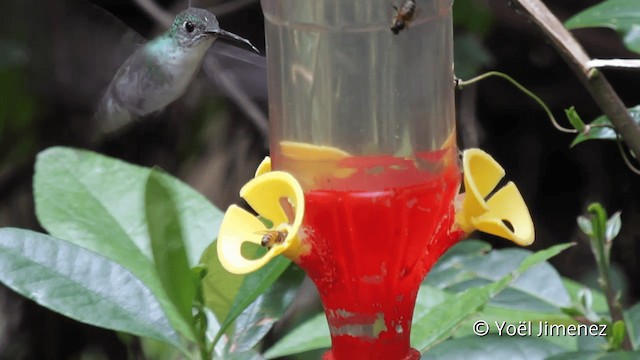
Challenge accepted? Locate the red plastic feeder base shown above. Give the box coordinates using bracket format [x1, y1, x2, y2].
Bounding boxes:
[322, 348, 420, 360]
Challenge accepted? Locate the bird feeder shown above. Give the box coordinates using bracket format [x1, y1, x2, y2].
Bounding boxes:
[216, 1, 534, 359]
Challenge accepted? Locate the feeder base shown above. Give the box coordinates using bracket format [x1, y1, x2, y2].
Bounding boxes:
[322, 348, 420, 360]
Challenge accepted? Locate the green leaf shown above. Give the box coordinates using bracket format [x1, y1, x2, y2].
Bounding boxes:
[565, 107, 587, 132]
[263, 313, 330, 359]
[213, 256, 292, 347]
[571, 105, 640, 147]
[589, 203, 609, 240]
[577, 216, 594, 237]
[201, 242, 287, 328]
[0, 228, 180, 347]
[608, 320, 627, 350]
[414, 285, 453, 320]
[605, 211, 622, 243]
[424, 335, 566, 359]
[220, 349, 265, 360]
[547, 351, 640, 360]
[452, 306, 576, 346]
[565, 0, 640, 53]
[428, 247, 572, 313]
[224, 267, 304, 354]
[145, 169, 196, 325]
[201, 243, 246, 323]
[34, 147, 224, 340]
[412, 243, 573, 352]
[425, 240, 492, 288]
[625, 302, 640, 350]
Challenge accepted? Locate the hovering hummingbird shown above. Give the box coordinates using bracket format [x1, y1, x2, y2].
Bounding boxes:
[95, 7, 259, 135]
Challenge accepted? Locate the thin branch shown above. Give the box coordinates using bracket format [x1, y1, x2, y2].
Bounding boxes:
[202, 55, 269, 139]
[511, 0, 640, 166]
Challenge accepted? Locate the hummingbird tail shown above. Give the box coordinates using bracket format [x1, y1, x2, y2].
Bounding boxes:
[94, 93, 135, 136]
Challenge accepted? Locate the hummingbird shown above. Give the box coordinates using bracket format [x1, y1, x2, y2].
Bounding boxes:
[95, 7, 259, 135]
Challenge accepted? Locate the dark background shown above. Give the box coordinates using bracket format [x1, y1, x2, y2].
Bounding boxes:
[0, 0, 638, 358]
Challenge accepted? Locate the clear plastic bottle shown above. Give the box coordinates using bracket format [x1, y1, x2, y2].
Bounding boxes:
[262, 1, 458, 359]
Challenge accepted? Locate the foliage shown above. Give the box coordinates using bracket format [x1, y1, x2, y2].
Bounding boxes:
[0, 146, 637, 359]
[570, 105, 640, 149]
[1, 147, 301, 359]
[565, 0, 640, 54]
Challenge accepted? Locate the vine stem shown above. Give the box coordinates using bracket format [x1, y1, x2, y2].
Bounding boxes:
[510, 0, 640, 169]
[456, 71, 577, 133]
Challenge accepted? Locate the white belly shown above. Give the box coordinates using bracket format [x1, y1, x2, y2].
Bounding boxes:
[138, 38, 214, 115]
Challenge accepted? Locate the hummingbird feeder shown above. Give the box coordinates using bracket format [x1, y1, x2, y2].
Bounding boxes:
[217, 1, 535, 359]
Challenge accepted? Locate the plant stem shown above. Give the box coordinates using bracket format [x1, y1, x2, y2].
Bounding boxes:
[510, 0, 640, 162]
[587, 204, 632, 350]
[456, 71, 576, 133]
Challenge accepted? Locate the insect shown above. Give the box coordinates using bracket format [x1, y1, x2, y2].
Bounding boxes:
[391, 0, 417, 35]
[259, 229, 288, 249]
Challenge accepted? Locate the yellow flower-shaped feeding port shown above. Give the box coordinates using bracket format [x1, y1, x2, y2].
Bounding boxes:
[455, 149, 535, 246]
[217, 158, 306, 274]
[279, 141, 356, 188]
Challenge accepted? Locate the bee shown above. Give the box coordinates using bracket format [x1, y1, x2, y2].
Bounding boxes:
[259, 229, 288, 249]
[391, 0, 417, 35]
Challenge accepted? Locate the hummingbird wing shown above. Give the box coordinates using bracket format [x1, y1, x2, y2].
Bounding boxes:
[208, 40, 267, 100]
[95, 45, 174, 134]
[31, 0, 146, 111]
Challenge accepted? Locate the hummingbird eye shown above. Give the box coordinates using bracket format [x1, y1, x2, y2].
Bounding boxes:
[184, 21, 195, 33]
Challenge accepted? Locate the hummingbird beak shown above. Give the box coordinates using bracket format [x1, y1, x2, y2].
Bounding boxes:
[207, 29, 259, 54]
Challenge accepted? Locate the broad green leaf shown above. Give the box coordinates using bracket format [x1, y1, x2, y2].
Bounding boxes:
[201, 243, 246, 322]
[201, 243, 279, 325]
[34, 147, 224, 340]
[34, 146, 222, 267]
[0, 228, 180, 347]
[424, 335, 566, 359]
[565, 0, 640, 53]
[145, 170, 196, 325]
[625, 302, 640, 350]
[414, 285, 453, 320]
[263, 313, 330, 359]
[571, 105, 640, 147]
[223, 267, 304, 354]
[576, 331, 608, 352]
[428, 247, 571, 313]
[547, 351, 640, 360]
[425, 239, 492, 288]
[412, 243, 573, 352]
[453, 306, 577, 347]
[220, 349, 265, 360]
[213, 256, 292, 346]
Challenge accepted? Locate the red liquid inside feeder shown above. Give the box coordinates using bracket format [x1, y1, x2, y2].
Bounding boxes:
[277, 148, 464, 359]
